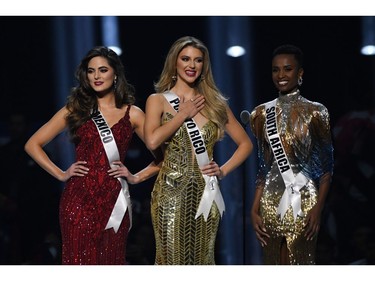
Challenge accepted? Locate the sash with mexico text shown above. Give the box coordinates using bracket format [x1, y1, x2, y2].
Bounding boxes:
[92, 110, 132, 233]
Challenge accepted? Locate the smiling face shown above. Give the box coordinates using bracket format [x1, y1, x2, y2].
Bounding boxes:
[87, 56, 116, 94]
[175, 46, 204, 86]
[272, 54, 303, 94]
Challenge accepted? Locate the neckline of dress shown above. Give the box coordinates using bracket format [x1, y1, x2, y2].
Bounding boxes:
[278, 89, 300, 103]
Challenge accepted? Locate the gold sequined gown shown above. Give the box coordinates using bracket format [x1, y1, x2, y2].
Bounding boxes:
[250, 91, 334, 264]
[151, 112, 220, 265]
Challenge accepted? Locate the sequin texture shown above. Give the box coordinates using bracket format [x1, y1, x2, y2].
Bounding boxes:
[59, 105, 133, 265]
[250, 91, 334, 264]
[151, 112, 220, 265]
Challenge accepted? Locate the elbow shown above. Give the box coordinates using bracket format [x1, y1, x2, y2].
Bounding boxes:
[24, 140, 32, 155]
[24, 138, 40, 157]
[145, 138, 161, 151]
[244, 139, 254, 157]
[248, 141, 254, 155]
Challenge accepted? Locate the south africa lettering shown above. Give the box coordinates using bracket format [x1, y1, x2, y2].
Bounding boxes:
[265, 106, 290, 173]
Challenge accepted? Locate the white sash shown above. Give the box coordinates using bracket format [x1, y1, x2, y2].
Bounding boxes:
[265, 99, 307, 221]
[164, 92, 225, 221]
[92, 110, 132, 233]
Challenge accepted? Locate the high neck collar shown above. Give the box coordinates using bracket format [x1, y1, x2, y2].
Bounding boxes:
[278, 89, 300, 103]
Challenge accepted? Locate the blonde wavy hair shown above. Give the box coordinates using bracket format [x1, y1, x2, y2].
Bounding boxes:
[154, 36, 228, 139]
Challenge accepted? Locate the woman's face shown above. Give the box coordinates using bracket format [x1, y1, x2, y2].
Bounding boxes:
[175, 46, 203, 85]
[272, 54, 303, 94]
[87, 56, 116, 94]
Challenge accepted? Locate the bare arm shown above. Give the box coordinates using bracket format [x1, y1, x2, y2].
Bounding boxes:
[144, 93, 204, 151]
[108, 105, 163, 184]
[218, 106, 253, 178]
[24, 107, 88, 182]
[200, 106, 253, 178]
[131, 105, 163, 182]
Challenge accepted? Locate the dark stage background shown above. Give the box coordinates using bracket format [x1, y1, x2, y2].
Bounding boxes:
[1, 16, 374, 265]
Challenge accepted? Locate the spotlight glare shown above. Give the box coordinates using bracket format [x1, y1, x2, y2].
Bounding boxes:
[108, 46, 122, 56]
[226, 46, 246, 57]
[361, 45, 375, 55]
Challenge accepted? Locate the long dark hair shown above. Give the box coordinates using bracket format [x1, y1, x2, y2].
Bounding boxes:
[66, 46, 135, 144]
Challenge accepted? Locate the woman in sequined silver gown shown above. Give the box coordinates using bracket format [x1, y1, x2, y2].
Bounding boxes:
[144, 36, 253, 264]
[250, 45, 334, 265]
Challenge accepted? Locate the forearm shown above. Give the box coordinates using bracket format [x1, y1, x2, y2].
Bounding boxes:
[25, 142, 65, 181]
[131, 161, 162, 184]
[145, 111, 187, 150]
[219, 141, 253, 178]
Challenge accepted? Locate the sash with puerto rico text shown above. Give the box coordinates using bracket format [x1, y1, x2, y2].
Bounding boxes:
[265, 99, 307, 221]
[163, 92, 225, 221]
[92, 110, 132, 232]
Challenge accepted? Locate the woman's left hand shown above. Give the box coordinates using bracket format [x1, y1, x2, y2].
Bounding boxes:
[200, 160, 223, 179]
[304, 205, 321, 241]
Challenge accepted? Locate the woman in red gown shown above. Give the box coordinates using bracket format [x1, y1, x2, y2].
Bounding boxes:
[25, 46, 160, 264]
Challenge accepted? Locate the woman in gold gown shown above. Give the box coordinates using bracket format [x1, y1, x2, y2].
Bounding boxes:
[144, 36, 253, 264]
[250, 44, 334, 264]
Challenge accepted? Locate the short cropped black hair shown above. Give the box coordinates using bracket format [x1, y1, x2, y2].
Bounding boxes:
[272, 44, 304, 68]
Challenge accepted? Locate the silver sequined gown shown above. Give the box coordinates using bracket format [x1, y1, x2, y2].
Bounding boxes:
[250, 91, 334, 264]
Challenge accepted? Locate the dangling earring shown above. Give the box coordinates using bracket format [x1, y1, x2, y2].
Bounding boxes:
[114, 76, 118, 90]
[172, 75, 177, 81]
[298, 76, 303, 86]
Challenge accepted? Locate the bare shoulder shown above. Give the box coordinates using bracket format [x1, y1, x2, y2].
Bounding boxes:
[146, 93, 164, 103]
[53, 106, 70, 120]
[125, 105, 144, 130]
[129, 104, 145, 118]
[36, 106, 70, 136]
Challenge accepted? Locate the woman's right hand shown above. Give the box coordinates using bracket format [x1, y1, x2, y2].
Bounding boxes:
[62, 161, 89, 182]
[178, 94, 205, 119]
[251, 210, 269, 247]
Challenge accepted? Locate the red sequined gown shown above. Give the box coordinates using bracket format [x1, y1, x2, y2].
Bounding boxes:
[60, 106, 133, 265]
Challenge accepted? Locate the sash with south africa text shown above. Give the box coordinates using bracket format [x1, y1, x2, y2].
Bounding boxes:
[265, 99, 307, 221]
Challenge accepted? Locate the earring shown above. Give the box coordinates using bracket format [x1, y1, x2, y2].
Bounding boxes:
[298, 77, 303, 86]
[114, 77, 118, 90]
[172, 75, 177, 81]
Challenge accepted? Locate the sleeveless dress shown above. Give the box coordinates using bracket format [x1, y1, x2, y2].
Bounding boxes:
[151, 112, 221, 265]
[59, 105, 133, 265]
[250, 91, 334, 264]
